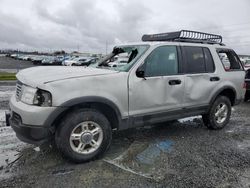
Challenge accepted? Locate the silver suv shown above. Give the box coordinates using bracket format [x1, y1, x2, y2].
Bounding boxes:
[8, 30, 245, 162]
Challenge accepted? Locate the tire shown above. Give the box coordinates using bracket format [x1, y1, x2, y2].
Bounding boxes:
[72, 63, 76, 66]
[202, 96, 231, 130]
[55, 108, 112, 163]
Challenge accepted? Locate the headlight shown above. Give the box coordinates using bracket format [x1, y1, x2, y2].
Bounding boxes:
[20, 86, 52, 107]
[20, 85, 37, 105]
[33, 89, 52, 107]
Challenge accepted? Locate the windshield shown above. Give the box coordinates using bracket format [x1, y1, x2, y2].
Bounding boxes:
[90, 45, 149, 72]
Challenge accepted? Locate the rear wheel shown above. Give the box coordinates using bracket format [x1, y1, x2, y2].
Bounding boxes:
[55, 109, 112, 163]
[202, 96, 231, 130]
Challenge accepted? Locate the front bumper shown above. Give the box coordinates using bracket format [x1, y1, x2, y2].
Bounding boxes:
[9, 95, 58, 145]
[9, 111, 52, 145]
[9, 96, 57, 126]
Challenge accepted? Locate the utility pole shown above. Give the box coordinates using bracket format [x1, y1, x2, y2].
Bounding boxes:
[77, 44, 80, 52]
[105, 41, 108, 55]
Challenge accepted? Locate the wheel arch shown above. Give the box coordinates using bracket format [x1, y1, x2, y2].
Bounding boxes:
[210, 86, 237, 106]
[45, 97, 124, 131]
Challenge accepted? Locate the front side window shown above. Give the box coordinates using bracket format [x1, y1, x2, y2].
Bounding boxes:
[144, 46, 178, 77]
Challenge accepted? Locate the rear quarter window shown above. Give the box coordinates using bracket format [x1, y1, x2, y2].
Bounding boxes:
[217, 49, 243, 71]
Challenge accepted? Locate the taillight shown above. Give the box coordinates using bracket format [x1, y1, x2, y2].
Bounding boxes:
[243, 82, 247, 89]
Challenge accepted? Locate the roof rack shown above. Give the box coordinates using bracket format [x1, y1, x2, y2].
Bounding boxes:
[142, 30, 224, 45]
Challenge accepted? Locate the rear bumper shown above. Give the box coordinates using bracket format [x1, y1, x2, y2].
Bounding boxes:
[8, 111, 52, 145]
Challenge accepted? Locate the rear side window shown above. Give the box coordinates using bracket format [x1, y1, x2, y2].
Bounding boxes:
[217, 49, 243, 71]
[203, 48, 215, 72]
[183, 46, 215, 73]
[184, 47, 205, 73]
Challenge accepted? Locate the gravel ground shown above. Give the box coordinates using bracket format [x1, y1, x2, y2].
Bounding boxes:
[0, 84, 249, 188]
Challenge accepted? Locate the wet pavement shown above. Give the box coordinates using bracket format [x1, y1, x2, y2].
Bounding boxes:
[0, 84, 250, 187]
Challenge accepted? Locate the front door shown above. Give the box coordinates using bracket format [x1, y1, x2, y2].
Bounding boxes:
[128, 45, 185, 120]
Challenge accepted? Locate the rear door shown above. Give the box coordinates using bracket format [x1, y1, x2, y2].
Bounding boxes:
[181, 46, 219, 107]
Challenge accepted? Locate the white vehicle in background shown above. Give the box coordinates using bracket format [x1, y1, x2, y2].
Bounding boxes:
[108, 57, 128, 67]
[64, 57, 88, 66]
[10, 54, 19, 59]
[244, 59, 250, 70]
[108, 53, 129, 67]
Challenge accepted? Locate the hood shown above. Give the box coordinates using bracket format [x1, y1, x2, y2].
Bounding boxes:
[17, 66, 118, 87]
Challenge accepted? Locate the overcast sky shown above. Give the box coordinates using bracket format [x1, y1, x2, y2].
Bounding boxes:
[0, 0, 249, 54]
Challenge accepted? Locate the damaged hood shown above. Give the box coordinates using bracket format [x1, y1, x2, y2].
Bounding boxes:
[16, 66, 118, 87]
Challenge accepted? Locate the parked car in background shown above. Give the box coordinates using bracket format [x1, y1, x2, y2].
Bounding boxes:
[77, 58, 98, 66]
[244, 60, 250, 70]
[41, 56, 55, 65]
[22, 55, 33, 61]
[10, 54, 18, 59]
[108, 56, 128, 67]
[61, 56, 73, 66]
[245, 69, 250, 101]
[64, 57, 88, 66]
[32, 56, 45, 65]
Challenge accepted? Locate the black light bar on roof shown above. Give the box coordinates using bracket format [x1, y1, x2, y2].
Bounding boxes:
[142, 30, 223, 44]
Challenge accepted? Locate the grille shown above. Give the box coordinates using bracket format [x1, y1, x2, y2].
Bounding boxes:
[16, 81, 23, 100]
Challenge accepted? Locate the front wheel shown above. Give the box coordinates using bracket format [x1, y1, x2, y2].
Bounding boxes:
[202, 96, 231, 130]
[55, 109, 112, 163]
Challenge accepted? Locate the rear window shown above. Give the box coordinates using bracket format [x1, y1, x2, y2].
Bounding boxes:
[217, 49, 243, 71]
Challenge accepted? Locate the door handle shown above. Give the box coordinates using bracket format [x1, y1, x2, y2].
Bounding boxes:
[169, 79, 182, 85]
[210, 77, 220, 82]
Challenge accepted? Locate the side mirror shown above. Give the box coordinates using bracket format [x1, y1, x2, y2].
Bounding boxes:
[136, 70, 145, 78]
[136, 66, 146, 79]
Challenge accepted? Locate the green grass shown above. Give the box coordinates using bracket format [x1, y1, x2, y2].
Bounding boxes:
[0, 72, 16, 80]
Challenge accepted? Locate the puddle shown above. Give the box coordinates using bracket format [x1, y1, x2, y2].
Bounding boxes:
[237, 140, 250, 150]
[104, 139, 175, 181]
[178, 116, 202, 124]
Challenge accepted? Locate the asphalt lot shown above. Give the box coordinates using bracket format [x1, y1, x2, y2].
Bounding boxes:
[0, 57, 249, 188]
[0, 56, 36, 71]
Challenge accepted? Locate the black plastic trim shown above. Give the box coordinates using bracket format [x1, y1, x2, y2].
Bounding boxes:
[10, 113, 52, 145]
[128, 105, 208, 128]
[209, 86, 237, 106]
[44, 96, 124, 129]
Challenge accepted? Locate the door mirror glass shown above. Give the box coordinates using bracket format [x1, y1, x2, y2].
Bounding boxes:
[136, 66, 145, 78]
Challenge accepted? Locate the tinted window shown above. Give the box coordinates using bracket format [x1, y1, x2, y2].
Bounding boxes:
[217, 49, 242, 71]
[184, 47, 206, 73]
[203, 48, 215, 72]
[144, 46, 178, 77]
